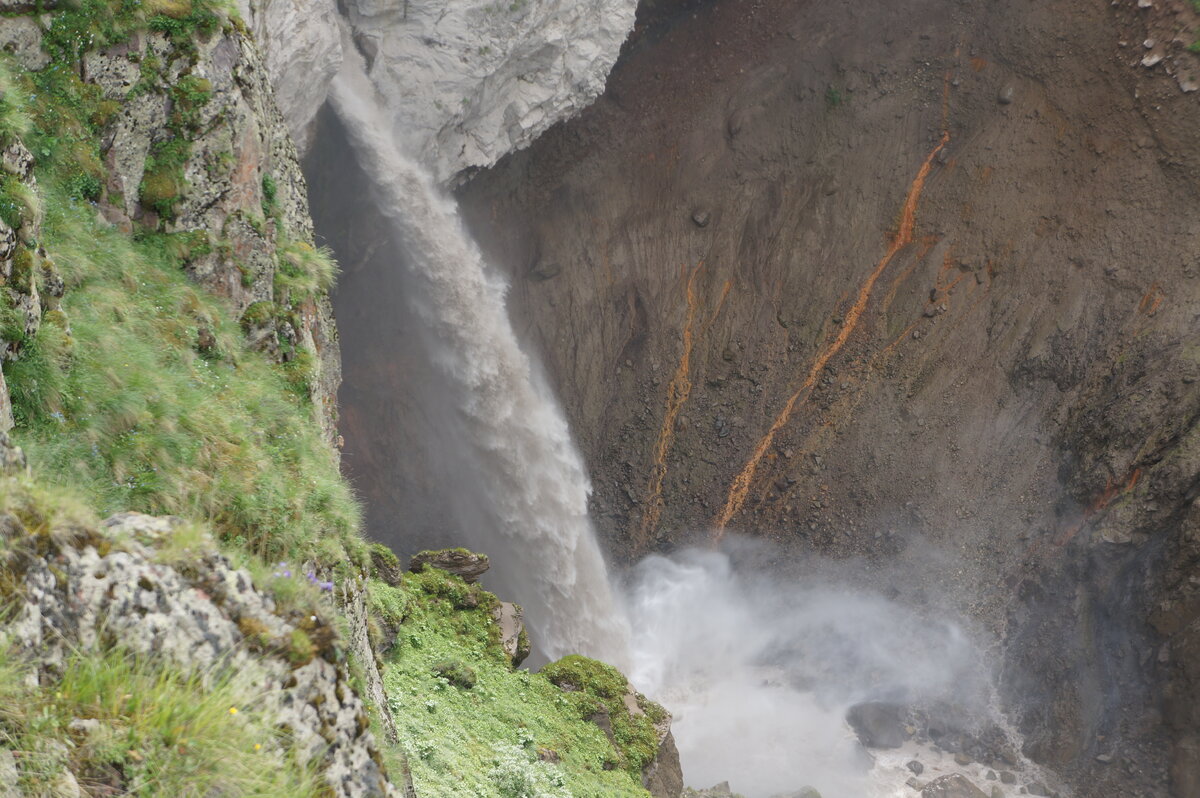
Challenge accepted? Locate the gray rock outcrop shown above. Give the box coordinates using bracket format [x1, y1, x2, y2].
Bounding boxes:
[1, 505, 400, 797]
[337, 0, 638, 184]
[922, 774, 989, 798]
[409, 547, 490, 582]
[240, 0, 343, 152]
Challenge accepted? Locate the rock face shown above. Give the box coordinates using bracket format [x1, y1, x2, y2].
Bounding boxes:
[337, 0, 638, 183]
[240, 0, 343, 152]
[409, 547, 490, 582]
[445, 1, 1200, 795]
[1, 505, 399, 797]
[492, 600, 532, 667]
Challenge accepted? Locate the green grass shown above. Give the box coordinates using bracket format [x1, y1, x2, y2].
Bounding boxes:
[0, 645, 326, 798]
[381, 568, 652, 798]
[4, 181, 363, 565]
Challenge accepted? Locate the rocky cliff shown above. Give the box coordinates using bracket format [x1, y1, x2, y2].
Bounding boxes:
[320, 0, 1200, 795]
[453, 1, 1200, 795]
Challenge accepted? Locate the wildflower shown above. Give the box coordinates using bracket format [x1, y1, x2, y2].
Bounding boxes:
[319, 580, 334, 592]
[228, 707, 238, 715]
[254, 743, 262, 751]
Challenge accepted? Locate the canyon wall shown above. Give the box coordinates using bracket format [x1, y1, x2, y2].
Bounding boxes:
[447, 0, 1199, 796]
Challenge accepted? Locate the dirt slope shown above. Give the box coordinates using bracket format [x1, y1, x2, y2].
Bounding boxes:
[445, 0, 1200, 795]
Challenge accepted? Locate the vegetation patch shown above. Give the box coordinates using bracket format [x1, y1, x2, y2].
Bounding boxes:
[541, 654, 668, 778]
[381, 573, 651, 798]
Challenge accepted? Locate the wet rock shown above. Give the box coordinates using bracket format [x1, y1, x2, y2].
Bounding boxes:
[922, 774, 988, 798]
[846, 701, 906, 749]
[1025, 783, 1049, 796]
[997, 86, 1015, 104]
[908, 760, 925, 775]
[409, 548, 490, 582]
[999, 771, 1016, 784]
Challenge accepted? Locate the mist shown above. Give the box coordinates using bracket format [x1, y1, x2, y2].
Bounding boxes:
[621, 542, 991, 798]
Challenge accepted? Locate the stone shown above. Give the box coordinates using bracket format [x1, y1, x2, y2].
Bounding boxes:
[369, 544, 404, 586]
[990, 788, 1004, 798]
[1095, 753, 1113, 763]
[1000, 772, 1016, 784]
[0, 15, 47, 71]
[336, 0, 639, 183]
[409, 548, 490, 582]
[48, 771, 80, 798]
[241, 0, 343, 152]
[998, 86, 1015, 104]
[8, 511, 401, 797]
[846, 701, 907, 748]
[492, 601, 531, 667]
[955, 752, 973, 766]
[0, 750, 17, 798]
[1025, 783, 1048, 796]
[908, 760, 925, 775]
[922, 774, 988, 798]
[692, 209, 711, 228]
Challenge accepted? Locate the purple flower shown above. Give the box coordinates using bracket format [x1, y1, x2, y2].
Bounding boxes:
[320, 580, 334, 592]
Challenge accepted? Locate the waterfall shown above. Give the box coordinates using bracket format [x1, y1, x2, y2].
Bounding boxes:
[327, 36, 630, 664]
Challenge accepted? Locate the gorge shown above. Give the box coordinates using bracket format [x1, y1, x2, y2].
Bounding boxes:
[0, 0, 1192, 797]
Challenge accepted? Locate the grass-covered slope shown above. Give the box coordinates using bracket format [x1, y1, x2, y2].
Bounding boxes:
[7, 180, 362, 563]
[377, 566, 654, 798]
[1, 0, 362, 566]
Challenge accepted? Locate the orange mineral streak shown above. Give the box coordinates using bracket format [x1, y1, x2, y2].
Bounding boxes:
[713, 132, 950, 539]
[1053, 468, 1143, 547]
[1138, 283, 1164, 316]
[636, 263, 704, 550]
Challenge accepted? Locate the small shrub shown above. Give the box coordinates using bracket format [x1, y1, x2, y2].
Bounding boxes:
[261, 173, 277, 217]
[139, 137, 191, 219]
[432, 659, 477, 689]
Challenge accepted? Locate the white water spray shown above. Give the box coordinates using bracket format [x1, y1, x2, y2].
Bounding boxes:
[328, 37, 629, 663]
[624, 546, 999, 798]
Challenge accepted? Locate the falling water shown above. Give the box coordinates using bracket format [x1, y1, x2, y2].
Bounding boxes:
[328, 35, 630, 663]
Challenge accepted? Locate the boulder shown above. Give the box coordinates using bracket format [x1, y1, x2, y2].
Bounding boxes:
[409, 548, 490, 582]
[369, 542, 404, 586]
[922, 774, 989, 798]
[492, 601, 531, 668]
[845, 701, 907, 749]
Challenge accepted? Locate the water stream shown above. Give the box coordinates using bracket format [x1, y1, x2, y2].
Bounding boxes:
[328, 34, 630, 665]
